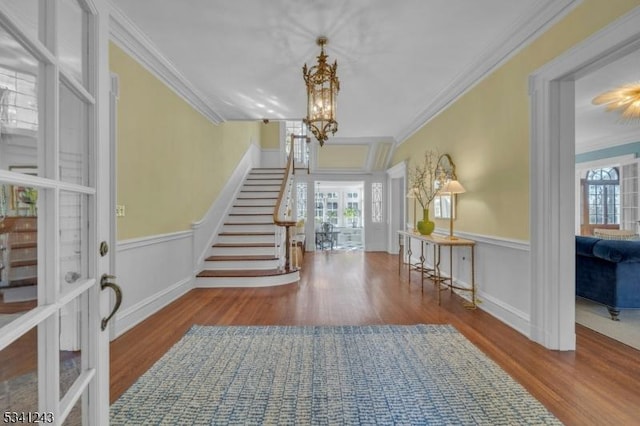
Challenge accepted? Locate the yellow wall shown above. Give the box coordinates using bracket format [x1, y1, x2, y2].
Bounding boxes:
[110, 43, 259, 240]
[317, 145, 369, 169]
[260, 121, 281, 149]
[392, 0, 640, 240]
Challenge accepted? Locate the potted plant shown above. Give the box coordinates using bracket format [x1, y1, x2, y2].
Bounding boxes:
[408, 150, 439, 235]
[343, 207, 359, 227]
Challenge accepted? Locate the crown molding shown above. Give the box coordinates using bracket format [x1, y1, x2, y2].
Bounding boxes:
[576, 130, 640, 154]
[108, 2, 224, 124]
[394, 0, 581, 146]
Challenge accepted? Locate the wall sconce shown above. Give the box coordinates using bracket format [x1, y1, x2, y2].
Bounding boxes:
[435, 154, 466, 240]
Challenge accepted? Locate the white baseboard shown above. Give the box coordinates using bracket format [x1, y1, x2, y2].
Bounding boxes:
[114, 276, 193, 338]
[476, 291, 531, 337]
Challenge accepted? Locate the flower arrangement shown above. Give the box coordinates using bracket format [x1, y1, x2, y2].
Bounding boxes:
[408, 150, 440, 235]
[408, 150, 439, 209]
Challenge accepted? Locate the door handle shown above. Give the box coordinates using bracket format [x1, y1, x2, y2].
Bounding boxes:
[100, 274, 122, 331]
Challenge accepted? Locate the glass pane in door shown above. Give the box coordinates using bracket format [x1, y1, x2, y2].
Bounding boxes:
[59, 83, 88, 186]
[0, 211, 39, 323]
[0, 325, 37, 412]
[1, 0, 40, 43]
[58, 0, 86, 84]
[60, 191, 87, 292]
[63, 397, 82, 426]
[0, 26, 40, 171]
[60, 299, 83, 399]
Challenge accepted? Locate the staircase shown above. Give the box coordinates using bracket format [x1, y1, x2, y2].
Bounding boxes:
[196, 168, 300, 287]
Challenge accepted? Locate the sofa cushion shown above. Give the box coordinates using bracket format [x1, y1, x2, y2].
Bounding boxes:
[593, 239, 640, 263]
[576, 236, 599, 257]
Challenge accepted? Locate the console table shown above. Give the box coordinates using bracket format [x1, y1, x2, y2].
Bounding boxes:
[398, 230, 477, 309]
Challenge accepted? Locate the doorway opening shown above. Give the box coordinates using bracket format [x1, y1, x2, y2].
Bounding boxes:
[573, 47, 640, 350]
[529, 7, 640, 350]
[314, 181, 365, 251]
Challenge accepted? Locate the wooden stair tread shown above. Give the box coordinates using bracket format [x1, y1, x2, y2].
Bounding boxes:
[197, 268, 296, 278]
[10, 260, 37, 268]
[228, 213, 272, 216]
[244, 182, 282, 185]
[236, 197, 278, 200]
[7, 278, 37, 287]
[11, 242, 37, 249]
[213, 243, 275, 248]
[224, 222, 273, 225]
[233, 205, 275, 208]
[206, 255, 278, 261]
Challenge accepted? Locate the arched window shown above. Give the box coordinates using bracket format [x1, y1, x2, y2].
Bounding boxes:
[585, 167, 620, 225]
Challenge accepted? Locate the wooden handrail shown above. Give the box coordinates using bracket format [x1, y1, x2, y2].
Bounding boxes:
[273, 134, 297, 271]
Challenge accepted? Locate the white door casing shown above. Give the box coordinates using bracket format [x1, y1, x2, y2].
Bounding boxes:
[529, 7, 640, 350]
[0, 0, 113, 423]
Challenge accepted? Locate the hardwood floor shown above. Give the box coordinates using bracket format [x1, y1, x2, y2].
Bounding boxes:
[110, 251, 640, 424]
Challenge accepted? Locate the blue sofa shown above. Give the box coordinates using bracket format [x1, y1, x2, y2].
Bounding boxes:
[576, 236, 640, 320]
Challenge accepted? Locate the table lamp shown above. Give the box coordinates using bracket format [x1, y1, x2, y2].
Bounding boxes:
[439, 180, 465, 240]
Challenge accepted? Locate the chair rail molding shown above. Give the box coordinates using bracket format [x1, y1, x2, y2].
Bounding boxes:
[529, 7, 640, 350]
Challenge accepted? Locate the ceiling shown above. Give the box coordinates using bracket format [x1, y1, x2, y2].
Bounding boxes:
[575, 51, 640, 154]
[110, 0, 573, 148]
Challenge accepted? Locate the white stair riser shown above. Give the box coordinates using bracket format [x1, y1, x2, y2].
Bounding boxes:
[235, 198, 277, 207]
[210, 246, 276, 256]
[239, 191, 280, 198]
[203, 259, 280, 270]
[232, 206, 274, 214]
[222, 224, 276, 233]
[195, 271, 299, 288]
[218, 234, 275, 244]
[242, 185, 281, 192]
[244, 179, 283, 185]
[227, 214, 273, 224]
[249, 172, 284, 177]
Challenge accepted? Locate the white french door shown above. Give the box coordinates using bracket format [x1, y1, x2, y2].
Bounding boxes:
[0, 0, 112, 424]
[621, 160, 640, 234]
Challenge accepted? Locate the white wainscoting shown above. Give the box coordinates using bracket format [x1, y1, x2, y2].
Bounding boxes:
[405, 230, 531, 337]
[114, 231, 194, 337]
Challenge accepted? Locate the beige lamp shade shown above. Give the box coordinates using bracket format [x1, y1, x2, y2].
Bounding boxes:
[439, 180, 466, 195]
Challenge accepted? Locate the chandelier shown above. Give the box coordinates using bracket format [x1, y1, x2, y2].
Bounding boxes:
[592, 82, 640, 122]
[302, 36, 340, 146]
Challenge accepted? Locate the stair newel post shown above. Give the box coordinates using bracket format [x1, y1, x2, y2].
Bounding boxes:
[284, 224, 292, 272]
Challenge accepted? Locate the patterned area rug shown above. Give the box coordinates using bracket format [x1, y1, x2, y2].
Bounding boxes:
[110, 325, 561, 425]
